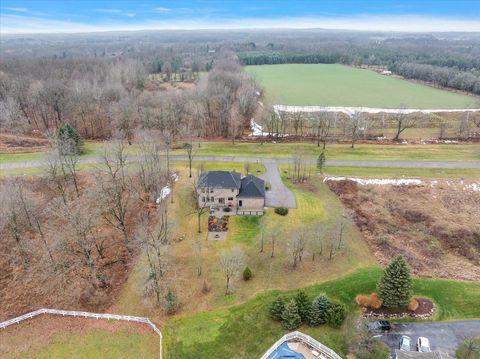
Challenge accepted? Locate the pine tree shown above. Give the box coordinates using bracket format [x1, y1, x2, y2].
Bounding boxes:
[281, 299, 302, 330]
[317, 152, 326, 173]
[377, 255, 412, 308]
[243, 266, 253, 281]
[163, 289, 178, 314]
[57, 123, 83, 155]
[325, 303, 347, 326]
[316, 294, 331, 324]
[294, 290, 311, 323]
[269, 296, 286, 321]
[307, 298, 322, 326]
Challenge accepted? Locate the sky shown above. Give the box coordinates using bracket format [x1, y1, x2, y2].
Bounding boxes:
[1, 0, 480, 34]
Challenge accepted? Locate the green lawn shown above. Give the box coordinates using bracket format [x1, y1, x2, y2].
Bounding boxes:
[11, 329, 159, 359]
[246, 64, 477, 108]
[325, 166, 480, 179]
[165, 267, 480, 359]
[181, 142, 480, 161]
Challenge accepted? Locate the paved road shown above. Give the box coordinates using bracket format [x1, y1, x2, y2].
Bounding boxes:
[1, 154, 480, 171]
[259, 161, 297, 208]
[377, 320, 480, 356]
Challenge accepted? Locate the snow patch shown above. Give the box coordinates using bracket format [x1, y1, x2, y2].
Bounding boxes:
[324, 176, 480, 192]
[156, 172, 178, 204]
[249, 119, 289, 137]
[274, 105, 480, 118]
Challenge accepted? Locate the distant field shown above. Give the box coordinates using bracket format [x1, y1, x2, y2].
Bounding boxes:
[246, 64, 477, 108]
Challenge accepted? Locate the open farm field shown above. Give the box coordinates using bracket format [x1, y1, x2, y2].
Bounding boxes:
[246, 64, 478, 108]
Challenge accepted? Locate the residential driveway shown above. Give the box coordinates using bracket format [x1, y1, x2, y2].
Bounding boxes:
[259, 161, 297, 209]
[377, 320, 480, 356]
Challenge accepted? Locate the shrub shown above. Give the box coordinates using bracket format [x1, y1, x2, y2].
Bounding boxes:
[456, 336, 480, 359]
[325, 303, 347, 326]
[274, 207, 289, 216]
[294, 291, 311, 323]
[370, 293, 383, 309]
[164, 289, 179, 314]
[355, 294, 370, 307]
[269, 296, 286, 321]
[377, 255, 412, 308]
[408, 298, 419, 311]
[243, 266, 253, 281]
[281, 299, 302, 330]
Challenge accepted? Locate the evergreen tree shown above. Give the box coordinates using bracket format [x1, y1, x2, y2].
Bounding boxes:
[325, 303, 347, 326]
[317, 152, 326, 173]
[315, 294, 331, 324]
[281, 299, 302, 330]
[377, 255, 412, 308]
[57, 123, 83, 155]
[269, 296, 286, 321]
[294, 290, 311, 323]
[163, 289, 178, 314]
[243, 266, 253, 281]
[307, 298, 322, 326]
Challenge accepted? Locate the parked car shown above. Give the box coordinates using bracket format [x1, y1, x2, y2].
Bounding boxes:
[417, 337, 431, 352]
[399, 335, 411, 351]
[367, 320, 391, 331]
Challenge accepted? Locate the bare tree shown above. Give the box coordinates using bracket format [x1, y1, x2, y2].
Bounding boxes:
[99, 139, 131, 247]
[219, 247, 245, 295]
[137, 134, 168, 202]
[349, 112, 363, 148]
[393, 110, 415, 141]
[136, 204, 169, 304]
[288, 230, 307, 268]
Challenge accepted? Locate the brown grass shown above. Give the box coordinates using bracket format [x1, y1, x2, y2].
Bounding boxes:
[355, 292, 383, 309]
[327, 179, 480, 281]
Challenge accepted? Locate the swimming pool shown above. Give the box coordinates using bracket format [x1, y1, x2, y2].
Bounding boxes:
[267, 342, 306, 359]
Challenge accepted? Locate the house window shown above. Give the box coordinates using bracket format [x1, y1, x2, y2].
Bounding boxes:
[219, 198, 225, 204]
[231, 189, 234, 192]
[239, 200, 243, 207]
[210, 197, 214, 202]
[228, 197, 233, 201]
[202, 197, 206, 202]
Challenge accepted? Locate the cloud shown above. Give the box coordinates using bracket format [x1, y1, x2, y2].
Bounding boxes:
[4, 7, 29, 13]
[1, 13, 479, 34]
[154, 7, 171, 14]
[94, 8, 123, 14]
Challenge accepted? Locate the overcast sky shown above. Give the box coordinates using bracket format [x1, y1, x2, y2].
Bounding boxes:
[1, 0, 480, 34]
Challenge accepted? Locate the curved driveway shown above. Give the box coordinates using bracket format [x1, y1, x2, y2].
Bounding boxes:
[259, 161, 297, 209]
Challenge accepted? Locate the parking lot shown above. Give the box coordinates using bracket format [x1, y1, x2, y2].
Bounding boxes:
[376, 320, 480, 356]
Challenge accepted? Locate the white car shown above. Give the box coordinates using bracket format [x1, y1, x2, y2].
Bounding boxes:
[417, 337, 431, 352]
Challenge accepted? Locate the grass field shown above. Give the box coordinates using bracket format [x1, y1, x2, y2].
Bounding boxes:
[246, 64, 477, 108]
[14, 330, 159, 359]
[165, 267, 480, 359]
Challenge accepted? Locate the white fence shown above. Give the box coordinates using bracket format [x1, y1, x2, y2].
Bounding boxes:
[0, 308, 163, 359]
[260, 331, 343, 359]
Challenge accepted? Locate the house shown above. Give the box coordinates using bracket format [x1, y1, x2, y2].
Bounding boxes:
[196, 171, 265, 215]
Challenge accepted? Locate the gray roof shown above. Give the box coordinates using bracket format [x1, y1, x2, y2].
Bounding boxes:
[197, 171, 241, 189]
[238, 174, 265, 198]
[395, 350, 452, 359]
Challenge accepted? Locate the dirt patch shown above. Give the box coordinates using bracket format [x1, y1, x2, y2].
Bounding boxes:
[327, 180, 480, 281]
[0, 315, 156, 358]
[0, 133, 50, 153]
[363, 298, 435, 319]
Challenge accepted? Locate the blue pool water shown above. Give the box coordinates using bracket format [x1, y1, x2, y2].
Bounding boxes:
[267, 342, 306, 359]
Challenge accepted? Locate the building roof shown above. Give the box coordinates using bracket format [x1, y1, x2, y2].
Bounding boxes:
[395, 350, 452, 359]
[197, 171, 241, 189]
[238, 174, 265, 198]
